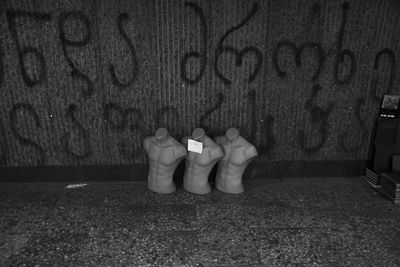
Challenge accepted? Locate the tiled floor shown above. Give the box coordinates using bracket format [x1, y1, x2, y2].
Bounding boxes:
[0, 177, 400, 266]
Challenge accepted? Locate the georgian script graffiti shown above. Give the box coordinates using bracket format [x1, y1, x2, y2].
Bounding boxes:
[6, 10, 52, 87]
[0, 1, 399, 167]
[154, 106, 180, 135]
[333, 3, 356, 85]
[200, 92, 224, 136]
[370, 48, 396, 101]
[0, 120, 8, 166]
[338, 98, 367, 152]
[247, 89, 257, 142]
[59, 11, 94, 98]
[104, 102, 145, 160]
[214, 2, 262, 85]
[259, 114, 276, 155]
[181, 2, 262, 86]
[180, 2, 207, 85]
[109, 13, 139, 88]
[0, 47, 4, 87]
[63, 104, 92, 159]
[9, 103, 46, 165]
[298, 84, 334, 153]
[273, 41, 325, 82]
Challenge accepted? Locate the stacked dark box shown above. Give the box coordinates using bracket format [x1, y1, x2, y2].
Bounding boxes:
[363, 168, 382, 187]
[392, 155, 400, 173]
[380, 173, 400, 205]
[372, 118, 400, 171]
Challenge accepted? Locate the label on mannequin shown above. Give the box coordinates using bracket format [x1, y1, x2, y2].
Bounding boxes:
[188, 139, 203, 154]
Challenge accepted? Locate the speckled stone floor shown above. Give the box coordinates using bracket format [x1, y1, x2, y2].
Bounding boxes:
[1, 177, 400, 267]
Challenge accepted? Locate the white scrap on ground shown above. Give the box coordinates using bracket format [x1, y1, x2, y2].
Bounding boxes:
[65, 183, 88, 189]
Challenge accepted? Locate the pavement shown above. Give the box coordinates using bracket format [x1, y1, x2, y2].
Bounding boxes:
[0, 177, 400, 266]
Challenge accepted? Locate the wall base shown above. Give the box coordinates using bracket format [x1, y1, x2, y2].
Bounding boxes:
[0, 160, 367, 182]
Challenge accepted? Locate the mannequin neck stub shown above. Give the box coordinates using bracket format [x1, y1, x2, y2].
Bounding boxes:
[155, 128, 169, 144]
[226, 128, 239, 144]
[192, 128, 205, 142]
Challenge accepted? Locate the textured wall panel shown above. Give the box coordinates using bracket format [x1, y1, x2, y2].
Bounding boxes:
[0, 0, 399, 169]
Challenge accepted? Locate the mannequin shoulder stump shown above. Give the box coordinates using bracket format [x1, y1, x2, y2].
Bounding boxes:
[246, 145, 258, 159]
[211, 145, 224, 159]
[174, 143, 187, 158]
[143, 137, 152, 151]
[181, 136, 189, 147]
[214, 135, 228, 146]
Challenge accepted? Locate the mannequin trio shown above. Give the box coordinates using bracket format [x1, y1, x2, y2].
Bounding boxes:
[143, 127, 258, 194]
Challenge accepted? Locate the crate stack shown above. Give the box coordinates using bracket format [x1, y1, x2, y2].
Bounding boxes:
[380, 173, 400, 205]
[363, 168, 382, 188]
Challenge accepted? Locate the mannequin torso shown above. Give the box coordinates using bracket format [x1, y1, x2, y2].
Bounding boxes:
[182, 129, 223, 194]
[215, 129, 257, 193]
[144, 129, 186, 193]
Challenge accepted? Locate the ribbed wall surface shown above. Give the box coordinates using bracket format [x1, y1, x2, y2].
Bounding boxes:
[0, 0, 399, 167]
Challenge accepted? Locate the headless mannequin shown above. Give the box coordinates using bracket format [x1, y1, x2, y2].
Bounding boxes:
[143, 128, 187, 193]
[182, 128, 223, 194]
[215, 128, 258, 194]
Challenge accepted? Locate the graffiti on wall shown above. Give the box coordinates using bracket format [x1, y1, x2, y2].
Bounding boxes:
[0, 0, 398, 166]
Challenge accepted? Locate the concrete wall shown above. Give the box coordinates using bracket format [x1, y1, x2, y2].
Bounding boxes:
[0, 0, 399, 179]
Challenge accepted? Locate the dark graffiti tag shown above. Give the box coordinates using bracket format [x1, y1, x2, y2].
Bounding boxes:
[154, 106, 180, 138]
[104, 103, 126, 132]
[6, 10, 52, 87]
[119, 106, 145, 160]
[9, 103, 46, 165]
[259, 114, 276, 155]
[59, 11, 94, 98]
[0, 119, 8, 166]
[298, 2, 321, 38]
[370, 48, 396, 101]
[180, 2, 207, 85]
[247, 89, 257, 143]
[104, 103, 145, 132]
[298, 84, 334, 152]
[62, 104, 91, 159]
[273, 41, 325, 82]
[104, 102, 145, 160]
[214, 2, 262, 85]
[109, 13, 139, 88]
[0, 47, 4, 87]
[338, 98, 367, 152]
[333, 2, 356, 85]
[200, 92, 224, 136]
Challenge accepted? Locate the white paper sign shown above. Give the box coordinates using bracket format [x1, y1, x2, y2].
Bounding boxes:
[188, 139, 203, 154]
